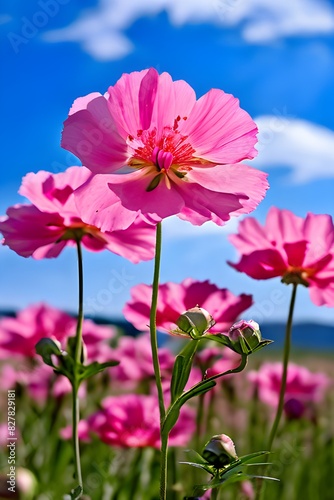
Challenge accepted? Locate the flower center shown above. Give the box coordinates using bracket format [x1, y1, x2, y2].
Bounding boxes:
[281, 267, 313, 287]
[127, 125, 196, 174]
[151, 146, 173, 171]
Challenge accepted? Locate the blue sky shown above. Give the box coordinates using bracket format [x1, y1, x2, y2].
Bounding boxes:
[1, 0, 334, 325]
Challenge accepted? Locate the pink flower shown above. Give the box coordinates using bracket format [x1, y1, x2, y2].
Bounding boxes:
[111, 333, 174, 386]
[195, 346, 242, 380]
[84, 394, 195, 448]
[123, 278, 252, 334]
[0, 166, 155, 263]
[248, 362, 331, 420]
[0, 303, 74, 357]
[228, 207, 334, 306]
[63, 68, 268, 226]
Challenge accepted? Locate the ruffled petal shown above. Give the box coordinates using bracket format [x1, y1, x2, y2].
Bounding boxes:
[228, 249, 288, 279]
[107, 170, 185, 220]
[182, 89, 258, 163]
[0, 205, 66, 259]
[74, 174, 139, 232]
[62, 94, 128, 173]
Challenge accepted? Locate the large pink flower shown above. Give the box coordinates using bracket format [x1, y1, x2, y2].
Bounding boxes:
[62, 68, 268, 226]
[123, 278, 252, 334]
[0, 166, 155, 262]
[228, 207, 334, 306]
[85, 394, 195, 448]
[248, 362, 330, 420]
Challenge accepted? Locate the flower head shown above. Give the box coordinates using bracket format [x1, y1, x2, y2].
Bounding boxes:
[84, 394, 195, 448]
[123, 278, 253, 335]
[248, 362, 331, 420]
[63, 68, 268, 226]
[0, 166, 155, 262]
[228, 207, 334, 306]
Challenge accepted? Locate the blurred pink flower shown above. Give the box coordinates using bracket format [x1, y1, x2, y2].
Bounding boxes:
[0, 303, 74, 357]
[195, 346, 242, 379]
[0, 166, 155, 262]
[228, 207, 334, 306]
[123, 278, 252, 334]
[0, 304, 115, 401]
[111, 333, 174, 386]
[63, 68, 268, 226]
[248, 362, 331, 420]
[84, 394, 195, 448]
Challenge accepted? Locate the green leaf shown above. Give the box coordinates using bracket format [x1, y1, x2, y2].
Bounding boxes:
[170, 340, 199, 402]
[204, 333, 233, 348]
[179, 461, 214, 474]
[70, 484, 83, 499]
[78, 360, 119, 381]
[163, 380, 216, 435]
[183, 449, 211, 465]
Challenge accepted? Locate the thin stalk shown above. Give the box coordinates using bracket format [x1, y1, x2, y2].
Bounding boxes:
[149, 222, 165, 420]
[160, 432, 168, 500]
[210, 486, 219, 500]
[267, 283, 298, 450]
[257, 283, 298, 500]
[71, 239, 84, 496]
[149, 222, 167, 499]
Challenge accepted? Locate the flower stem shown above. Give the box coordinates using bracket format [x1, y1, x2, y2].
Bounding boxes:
[71, 239, 84, 496]
[257, 283, 298, 500]
[267, 283, 298, 451]
[149, 222, 167, 499]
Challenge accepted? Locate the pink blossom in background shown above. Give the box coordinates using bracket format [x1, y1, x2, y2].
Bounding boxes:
[82, 394, 195, 448]
[63, 68, 268, 227]
[111, 333, 174, 386]
[248, 362, 331, 420]
[0, 304, 115, 401]
[195, 346, 242, 379]
[228, 207, 334, 306]
[0, 303, 74, 357]
[123, 278, 253, 334]
[0, 166, 156, 263]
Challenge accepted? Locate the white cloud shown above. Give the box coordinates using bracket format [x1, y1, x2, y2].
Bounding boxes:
[43, 0, 334, 60]
[253, 116, 334, 183]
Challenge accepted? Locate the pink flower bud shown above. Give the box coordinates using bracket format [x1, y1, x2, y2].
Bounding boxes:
[202, 434, 238, 468]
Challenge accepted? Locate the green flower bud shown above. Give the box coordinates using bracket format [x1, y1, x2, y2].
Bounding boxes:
[175, 306, 215, 339]
[202, 434, 238, 468]
[228, 320, 263, 355]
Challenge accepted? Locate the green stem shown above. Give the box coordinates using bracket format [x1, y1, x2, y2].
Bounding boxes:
[195, 391, 206, 450]
[257, 283, 298, 500]
[267, 283, 298, 451]
[149, 222, 167, 499]
[74, 239, 84, 366]
[160, 432, 168, 500]
[210, 485, 219, 500]
[149, 222, 165, 420]
[71, 239, 84, 496]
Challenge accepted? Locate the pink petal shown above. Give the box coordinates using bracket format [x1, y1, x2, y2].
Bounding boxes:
[19, 167, 92, 214]
[139, 68, 159, 130]
[62, 95, 128, 173]
[102, 218, 156, 263]
[107, 170, 185, 220]
[74, 174, 140, 231]
[0, 205, 66, 259]
[228, 249, 288, 279]
[187, 163, 269, 217]
[182, 89, 258, 163]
